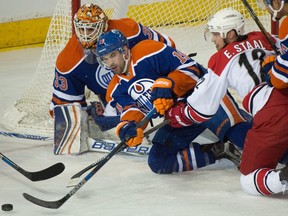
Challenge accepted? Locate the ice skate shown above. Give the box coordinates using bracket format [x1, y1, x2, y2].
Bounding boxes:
[211, 141, 242, 168]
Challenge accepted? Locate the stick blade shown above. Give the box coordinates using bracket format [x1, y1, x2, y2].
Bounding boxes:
[66, 177, 79, 188]
[69, 162, 98, 180]
[28, 162, 65, 181]
[70, 170, 85, 180]
[23, 193, 65, 209]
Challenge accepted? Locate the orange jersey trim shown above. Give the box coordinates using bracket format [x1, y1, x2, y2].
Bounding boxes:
[168, 70, 197, 97]
[270, 73, 288, 89]
[121, 108, 146, 124]
[279, 16, 288, 40]
[56, 35, 85, 73]
[108, 18, 141, 38]
[221, 95, 246, 124]
[131, 40, 166, 65]
[182, 149, 191, 171]
[105, 76, 121, 103]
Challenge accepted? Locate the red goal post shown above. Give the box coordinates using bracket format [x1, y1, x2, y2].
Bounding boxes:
[0, 0, 277, 137]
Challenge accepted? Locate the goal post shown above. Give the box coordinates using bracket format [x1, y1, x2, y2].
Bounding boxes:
[0, 0, 276, 137]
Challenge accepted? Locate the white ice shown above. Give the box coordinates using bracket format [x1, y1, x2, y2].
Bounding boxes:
[0, 47, 288, 216]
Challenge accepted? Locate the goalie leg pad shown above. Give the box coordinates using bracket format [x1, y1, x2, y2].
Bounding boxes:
[54, 103, 89, 155]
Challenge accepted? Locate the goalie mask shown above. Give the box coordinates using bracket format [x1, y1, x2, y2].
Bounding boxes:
[74, 4, 108, 49]
[204, 8, 245, 41]
[94, 29, 130, 74]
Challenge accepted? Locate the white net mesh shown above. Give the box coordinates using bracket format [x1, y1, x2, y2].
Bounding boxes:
[0, 0, 73, 136]
[0, 0, 272, 137]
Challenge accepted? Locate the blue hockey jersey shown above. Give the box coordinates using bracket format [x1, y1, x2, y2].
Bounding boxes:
[106, 39, 204, 123]
[50, 18, 175, 117]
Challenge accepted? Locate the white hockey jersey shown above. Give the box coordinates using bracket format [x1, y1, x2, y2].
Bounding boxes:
[186, 31, 278, 122]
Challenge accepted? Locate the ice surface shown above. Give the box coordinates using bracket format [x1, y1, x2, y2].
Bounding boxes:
[0, 47, 288, 216]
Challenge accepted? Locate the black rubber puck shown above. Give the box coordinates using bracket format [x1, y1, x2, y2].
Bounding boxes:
[1, 204, 13, 211]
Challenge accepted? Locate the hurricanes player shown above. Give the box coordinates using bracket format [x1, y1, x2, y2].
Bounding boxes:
[94, 29, 253, 174]
[162, 8, 288, 195]
[51, 4, 175, 154]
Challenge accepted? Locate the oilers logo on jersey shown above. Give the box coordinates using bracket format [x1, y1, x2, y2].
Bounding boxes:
[95, 65, 114, 89]
[128, 78, 154, 113]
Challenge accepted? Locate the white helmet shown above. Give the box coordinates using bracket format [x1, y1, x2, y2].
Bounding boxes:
[73, 4, 109, 49]
[206, 8, 245, 38]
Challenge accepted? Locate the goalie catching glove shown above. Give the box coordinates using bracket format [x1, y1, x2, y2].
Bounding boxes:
[151, 77, 175, 115]
[116, 121, 144, 147]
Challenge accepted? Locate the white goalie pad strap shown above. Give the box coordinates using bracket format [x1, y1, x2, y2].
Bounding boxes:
[54, 103, 89, 155]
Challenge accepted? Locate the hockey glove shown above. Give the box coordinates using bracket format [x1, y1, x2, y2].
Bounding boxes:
[261, 55, 276, 87]
[116, 121, 144, 147]
[151, 78, 175, 115]
[87, 101, 104, 116]
[165, 102, 193, 128]
[87, 102, 120, 131]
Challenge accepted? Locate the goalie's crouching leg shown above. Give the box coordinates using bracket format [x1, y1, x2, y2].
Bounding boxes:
[54, 103, 89, 155]
[148, 124, 216, 174]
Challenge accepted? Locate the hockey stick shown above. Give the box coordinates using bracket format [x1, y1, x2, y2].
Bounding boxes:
[0, 152, 65, 181]
[67, 119, 169, 187]
[241, 0, 280, 55]
[23, 108, 157, 209]
[0, 130, 52, 141]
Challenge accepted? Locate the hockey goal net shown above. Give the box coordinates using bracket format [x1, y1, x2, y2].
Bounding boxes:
[0, 0, 275, 137]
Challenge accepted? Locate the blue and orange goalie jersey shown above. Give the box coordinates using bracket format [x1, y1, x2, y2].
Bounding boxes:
[106, 39, 205, 124]
[50, 18, 175, 116]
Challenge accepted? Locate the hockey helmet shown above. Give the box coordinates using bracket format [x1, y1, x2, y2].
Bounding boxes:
[74, 4, 109, 49]
[95, 29, 128, 58]
[205, 8, 245, 39]
[94, 29, 130, 72]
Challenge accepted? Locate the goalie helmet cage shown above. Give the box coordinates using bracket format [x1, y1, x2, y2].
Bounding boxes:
[0, 0, 277, 137]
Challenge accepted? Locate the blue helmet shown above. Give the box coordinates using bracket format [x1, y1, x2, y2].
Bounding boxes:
[95, 29, 128, 57]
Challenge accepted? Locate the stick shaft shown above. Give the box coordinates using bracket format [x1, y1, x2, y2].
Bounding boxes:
[241, 0, 280, 55]
[23, 108, 157, 209]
